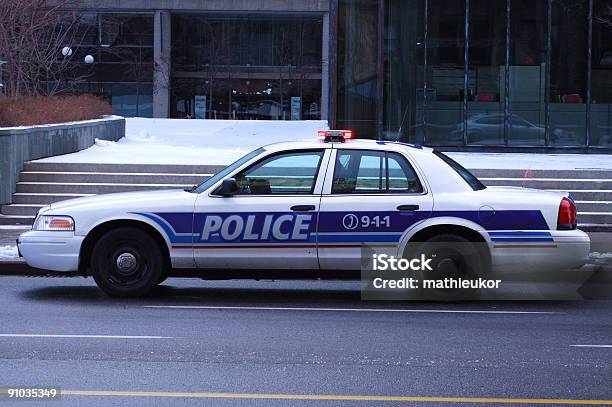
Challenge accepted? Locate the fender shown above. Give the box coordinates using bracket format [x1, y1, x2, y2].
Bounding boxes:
[85, 212, 174, 253]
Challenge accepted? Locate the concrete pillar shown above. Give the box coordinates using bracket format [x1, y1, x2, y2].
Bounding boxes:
[320, 12, 329, 121]
[153, 10, 171, 118]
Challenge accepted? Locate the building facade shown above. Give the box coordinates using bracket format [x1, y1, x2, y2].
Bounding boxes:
[74, 0, 612, 150]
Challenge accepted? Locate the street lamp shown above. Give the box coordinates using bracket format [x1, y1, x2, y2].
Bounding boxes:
[61, 47, 73, 58]
[84, 54, 94, 93]
[0, 60, 6, 96]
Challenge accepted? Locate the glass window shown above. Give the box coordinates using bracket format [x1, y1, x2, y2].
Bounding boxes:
[234, 151, 324, 195]
[549, 0, 588, 146]
[332, 150, 423, 194]
[337, 0, 380, 138]
[508, 0, 547, 145]
[591, 0, 612, 146]
[426, 0, 466, 145]
[466, 0, 506, 145]
[384, 0, 424, 143]
[171, 15, 322, 121]
[196, 148, 265, 193]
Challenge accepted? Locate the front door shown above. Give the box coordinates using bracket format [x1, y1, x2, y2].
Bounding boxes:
[194, 149, 329, 270]
[318, 148, 433, 270]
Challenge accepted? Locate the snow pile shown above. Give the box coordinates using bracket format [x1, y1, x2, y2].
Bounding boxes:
[38, 119, 329, 165]
[0, 245, 18, 259]
[35, 118, 612, 169]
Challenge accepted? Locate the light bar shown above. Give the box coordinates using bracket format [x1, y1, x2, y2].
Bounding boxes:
[317, 129, 354, 142]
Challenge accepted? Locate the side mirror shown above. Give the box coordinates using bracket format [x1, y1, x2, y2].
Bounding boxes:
[218, 178, 239, 197]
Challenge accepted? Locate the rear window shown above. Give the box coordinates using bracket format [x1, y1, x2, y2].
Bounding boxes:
[433, 151, 486, 191]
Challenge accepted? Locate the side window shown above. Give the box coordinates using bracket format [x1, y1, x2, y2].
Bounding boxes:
[331, 150, 423, 194]
[234, 150, 324, 195]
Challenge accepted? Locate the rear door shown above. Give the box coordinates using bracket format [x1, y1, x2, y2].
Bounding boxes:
[318, 148, 433, 270]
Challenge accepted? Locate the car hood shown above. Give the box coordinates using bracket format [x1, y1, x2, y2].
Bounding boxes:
[48, 189, 196, 213]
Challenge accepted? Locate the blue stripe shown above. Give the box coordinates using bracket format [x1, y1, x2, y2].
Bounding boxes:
[491, 237, 554, 242]
[317, 234, 402, 243]
[488, 231, 552, 237]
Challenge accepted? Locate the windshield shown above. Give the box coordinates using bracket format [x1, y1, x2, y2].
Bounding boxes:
[433, 150, 486, 191]
[193, 147, 265, 193]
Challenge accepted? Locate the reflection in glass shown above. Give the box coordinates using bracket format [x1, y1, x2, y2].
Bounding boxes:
[466, 0, 506, 145]
[384, 0, 423, 143]
[426, 0, 465, 145]
[591, 0, 612, 146]
[508, 0, 547, 145]
[549, 0, 588, 146]
[337, 0, 380, 138]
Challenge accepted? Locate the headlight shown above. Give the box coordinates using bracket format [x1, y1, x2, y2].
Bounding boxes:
[33, 215, 75, 231]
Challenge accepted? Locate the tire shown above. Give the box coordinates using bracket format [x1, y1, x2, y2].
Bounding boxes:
[90, 227, 164, 297]
[412, 234, 487, 301]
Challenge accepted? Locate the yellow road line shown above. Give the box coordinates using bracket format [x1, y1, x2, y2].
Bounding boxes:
[60, 390, 612, 405]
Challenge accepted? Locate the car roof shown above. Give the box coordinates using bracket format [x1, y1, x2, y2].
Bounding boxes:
[262, 139, 434, 154]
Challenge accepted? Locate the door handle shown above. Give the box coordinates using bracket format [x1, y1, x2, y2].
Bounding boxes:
[291, 205, 316, 212]
[397, 204, 419, 211]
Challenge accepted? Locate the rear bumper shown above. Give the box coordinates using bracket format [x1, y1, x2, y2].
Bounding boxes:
[17, 231, 84, 272]
[491, 229, 590, 273]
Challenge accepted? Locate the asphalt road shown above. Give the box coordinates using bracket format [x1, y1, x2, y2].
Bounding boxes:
[0, 276, 610, 406]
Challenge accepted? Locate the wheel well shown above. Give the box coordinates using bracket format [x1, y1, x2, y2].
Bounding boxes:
[409, 224, 491, 271]
[79, 220, 171, 276]
[409, 224, 486, 243]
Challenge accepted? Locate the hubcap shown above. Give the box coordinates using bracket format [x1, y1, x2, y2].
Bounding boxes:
[116, 252, 138, 274]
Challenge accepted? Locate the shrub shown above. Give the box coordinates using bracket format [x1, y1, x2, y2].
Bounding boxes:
[0, 95, 113, 127]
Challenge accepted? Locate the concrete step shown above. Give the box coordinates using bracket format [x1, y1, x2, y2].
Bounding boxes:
[15, 182, 190, 194]
[23, 162, 225, 175]
[579, 223, 612, 232]
[471, 169, 612, 179]
[11, 193, 94, 205]
[0, 214, 34, 226]
[1, 204, 45, 217]
[481, 178, 612, 190]
[574, 201, 612, 212]
[577, 212, 612, 225]
[564, 190, 612, 200]
[19, 171, 210, 185]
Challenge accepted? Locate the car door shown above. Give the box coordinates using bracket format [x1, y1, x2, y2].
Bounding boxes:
[193, 148, 330, 270]
[318, 148, 433, 270]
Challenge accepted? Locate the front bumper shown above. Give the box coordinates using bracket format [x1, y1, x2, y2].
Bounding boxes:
[491, 229, 591, 273]
[17, 231, 84, 272]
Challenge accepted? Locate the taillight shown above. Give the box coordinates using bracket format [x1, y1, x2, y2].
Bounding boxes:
[557, 197, 577, 230]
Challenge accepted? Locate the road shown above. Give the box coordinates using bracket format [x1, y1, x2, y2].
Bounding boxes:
[0, 276, 610, 406]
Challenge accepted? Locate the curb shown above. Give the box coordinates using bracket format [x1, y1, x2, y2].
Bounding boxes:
[0, 261, 79, 277]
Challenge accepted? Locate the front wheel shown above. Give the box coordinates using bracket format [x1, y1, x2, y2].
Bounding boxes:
[90, 228, 163, 297]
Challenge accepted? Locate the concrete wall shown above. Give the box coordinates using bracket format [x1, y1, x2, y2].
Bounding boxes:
[0, 117, 125, 204]
[80, 0, 329, 12]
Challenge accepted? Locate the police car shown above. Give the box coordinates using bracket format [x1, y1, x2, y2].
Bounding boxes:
[17, 130, 590, 297]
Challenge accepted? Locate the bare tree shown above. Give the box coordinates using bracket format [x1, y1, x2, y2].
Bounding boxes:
[0, 0, 86, 98]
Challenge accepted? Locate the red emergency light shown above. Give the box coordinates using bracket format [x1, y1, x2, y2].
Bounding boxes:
[317, 129, 354, 142]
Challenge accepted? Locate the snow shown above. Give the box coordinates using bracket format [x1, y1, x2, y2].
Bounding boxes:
[0, 245, 18, 259]
[38, 118, 329, 165]
[449, 152, 612, 171]
[34, 118, 612, 169]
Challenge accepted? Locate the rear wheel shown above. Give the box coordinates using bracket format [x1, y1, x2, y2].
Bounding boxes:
[412, 234, 487, 301]
[90, 228, 163, 297]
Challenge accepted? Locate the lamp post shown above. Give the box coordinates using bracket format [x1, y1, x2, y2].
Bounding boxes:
[84, 54, 94, 93]
[0, 60, 6, 96]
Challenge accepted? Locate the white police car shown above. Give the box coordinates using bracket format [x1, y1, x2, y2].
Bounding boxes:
[18, 130, 590, 297]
